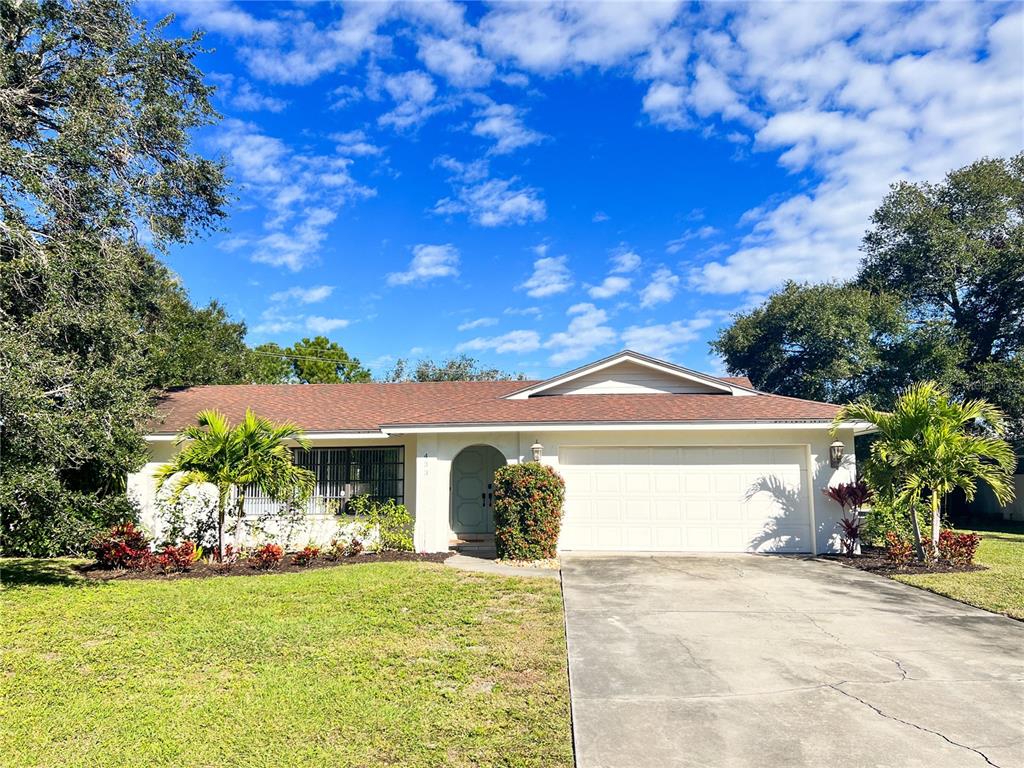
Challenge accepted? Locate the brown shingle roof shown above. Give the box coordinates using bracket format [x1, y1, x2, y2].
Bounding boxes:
[148, 379, 840, 434]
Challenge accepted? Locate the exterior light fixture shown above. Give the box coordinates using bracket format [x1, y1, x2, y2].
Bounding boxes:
[530, 441, 543, 462]
[829, 440, 845, 469]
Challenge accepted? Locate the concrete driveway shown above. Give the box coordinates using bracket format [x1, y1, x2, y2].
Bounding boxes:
[561, 554, 1024, 768]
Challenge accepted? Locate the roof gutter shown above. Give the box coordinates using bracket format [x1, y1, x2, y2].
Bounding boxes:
[382, 420, 864, 434]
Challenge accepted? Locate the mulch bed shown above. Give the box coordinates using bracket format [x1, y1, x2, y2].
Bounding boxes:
[821, 545, 985, 576]
[76, 551, 452, 582]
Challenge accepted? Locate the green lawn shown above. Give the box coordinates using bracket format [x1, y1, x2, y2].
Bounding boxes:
[894, 526, 1024, 620]
[0, 560, 572, 768]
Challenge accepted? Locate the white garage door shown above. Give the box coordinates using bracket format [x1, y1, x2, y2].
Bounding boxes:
[558, 445, 812, 553]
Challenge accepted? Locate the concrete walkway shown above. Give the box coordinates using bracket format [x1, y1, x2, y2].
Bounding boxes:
[562, 553, 1024, 768]
[444, 552, 559, 580]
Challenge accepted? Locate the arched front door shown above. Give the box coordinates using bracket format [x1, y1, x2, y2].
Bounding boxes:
[450, 445, 506, 535]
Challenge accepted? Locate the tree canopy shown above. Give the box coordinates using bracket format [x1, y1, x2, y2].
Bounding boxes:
[0, 0, 227, 555]
[383, 354, 525, 382]
[714, 153, 1024, 446]
[275, 337, 372, 384]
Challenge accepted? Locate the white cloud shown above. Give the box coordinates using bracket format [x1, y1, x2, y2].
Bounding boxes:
[269, 285, 335, 304]
[610, 249, 641, 273]
[545, 303, 617, 366]
[505, 306, 543, 317]
[479, 2, 681, 73]
[433, 157, 546, 226]
[472, 102, 545, 154]
[237, 3, 392, 85]
[592, 211, 610, 222]
[330, 130, 383, 157]
[643, 81, 687, 128]
[418, 35, 496, 88]
[305, 316, 350, 334]
[209, 120, 374, 270]
[251, 304, 350, 337]
[639, 267, 681, 308]
[587, 276, 631, 300]
[665, 225, 718, 254]
[387, 243, 460, 286]
[253, 207, 338, 271]
[621, 318, 713, 359]
[457, 317, 499, 331]
[457, 330, 541, 354]
[683, 4, 1023, 294]
[231, 81, 288, 112]
[378, 71, 440, 130]
[520, 255, 572, 297]
[167, 0, 282, 41]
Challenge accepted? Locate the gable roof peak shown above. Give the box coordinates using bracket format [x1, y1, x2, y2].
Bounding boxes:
[503, 350, 757, 399]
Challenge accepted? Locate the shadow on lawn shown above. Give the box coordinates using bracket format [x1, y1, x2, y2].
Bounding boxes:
[1, 558, 97, 590]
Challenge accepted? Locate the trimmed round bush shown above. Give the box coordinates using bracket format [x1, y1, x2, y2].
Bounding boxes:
[492, 462, 565, 561]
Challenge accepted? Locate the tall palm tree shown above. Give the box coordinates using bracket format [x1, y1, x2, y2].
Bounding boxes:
[154, 409, 315, 559]
[833, 382, 1015, 560]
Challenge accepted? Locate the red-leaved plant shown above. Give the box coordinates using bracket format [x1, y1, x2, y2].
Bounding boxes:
[823, 480, 872, 556]
[249, 543, 284, 570]
[292, 545, 320, 567]
[938, 530, 981, 567]
[90, 523, 153, 570]
[884, 531, 913, 568]
[156, 541, 200, 573]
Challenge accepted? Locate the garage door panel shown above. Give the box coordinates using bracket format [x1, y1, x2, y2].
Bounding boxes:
[558, 445, 811, 553]
[625, 472, 651, 493]
[654, 473, 680, 493]
[623, 500, 652, 522]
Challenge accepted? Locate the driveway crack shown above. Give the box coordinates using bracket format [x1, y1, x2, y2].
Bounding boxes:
[829, 684, 1001, 767]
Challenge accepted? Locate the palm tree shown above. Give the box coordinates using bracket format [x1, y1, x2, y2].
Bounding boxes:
[154, 409, 315, 559]
[833, 382, 1015, 560]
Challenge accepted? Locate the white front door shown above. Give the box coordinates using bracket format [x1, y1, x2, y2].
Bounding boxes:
[557, 445, 812, 552]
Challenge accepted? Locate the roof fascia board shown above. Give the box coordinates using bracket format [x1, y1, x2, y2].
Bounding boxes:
[383, 421, 847, 434]
[145, 430, 393, 443]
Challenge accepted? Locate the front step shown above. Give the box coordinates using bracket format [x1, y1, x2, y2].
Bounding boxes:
[450, 534, 497, 557]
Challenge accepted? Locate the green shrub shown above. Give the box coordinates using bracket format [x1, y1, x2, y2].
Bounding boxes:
[492, 462, 565, 561]
[861, 496, 929, 546]
[347, 496, 414, 552]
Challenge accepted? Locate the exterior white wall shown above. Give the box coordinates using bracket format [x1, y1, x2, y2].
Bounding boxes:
[410, 427, 857, 554]
[130, 427, 857, 555]
[127, 436, 418, 550]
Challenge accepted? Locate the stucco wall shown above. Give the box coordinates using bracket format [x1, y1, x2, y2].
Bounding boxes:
[127, 436, 418, 549]
[129, 427, 856, 554]
[410, 427, 857, 554]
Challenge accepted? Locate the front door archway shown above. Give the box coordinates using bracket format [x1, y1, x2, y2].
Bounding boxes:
[450, 444, 506, 535]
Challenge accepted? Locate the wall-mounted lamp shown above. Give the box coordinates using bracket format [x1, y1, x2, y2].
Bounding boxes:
[531, 441, 544, 462]
[829, 440, 845, 469]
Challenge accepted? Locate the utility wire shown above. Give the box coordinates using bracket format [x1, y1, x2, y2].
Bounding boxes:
[248, 349, 364, 369]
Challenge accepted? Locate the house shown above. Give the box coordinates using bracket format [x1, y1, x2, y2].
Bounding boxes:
[129, 350, 867, 554]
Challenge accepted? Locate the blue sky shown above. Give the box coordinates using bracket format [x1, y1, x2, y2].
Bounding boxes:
[142, 1, 1023, 378]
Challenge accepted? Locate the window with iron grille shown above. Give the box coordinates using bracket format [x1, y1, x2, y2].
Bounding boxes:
[245, 446, 404, 516]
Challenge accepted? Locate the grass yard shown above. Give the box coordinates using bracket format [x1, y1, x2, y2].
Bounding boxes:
[894, 527, 1024, 620]
[0, 559, 572, 768]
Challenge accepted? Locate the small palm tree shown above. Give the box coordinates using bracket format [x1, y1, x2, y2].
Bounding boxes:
[154, 409, 315, 559]
[833, 382, 1015, 560]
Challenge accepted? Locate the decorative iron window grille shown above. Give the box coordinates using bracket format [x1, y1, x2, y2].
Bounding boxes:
[244, 446, 404, 517]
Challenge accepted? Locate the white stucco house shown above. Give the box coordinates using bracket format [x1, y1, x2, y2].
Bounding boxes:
[129, 350, 867, 554]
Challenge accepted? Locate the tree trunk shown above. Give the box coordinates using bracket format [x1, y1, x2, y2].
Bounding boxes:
[931, 492, 941, 548]
[217, 498, 226, 562]
[909, 501, 925, 562]
[235, 489, 247, 547]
